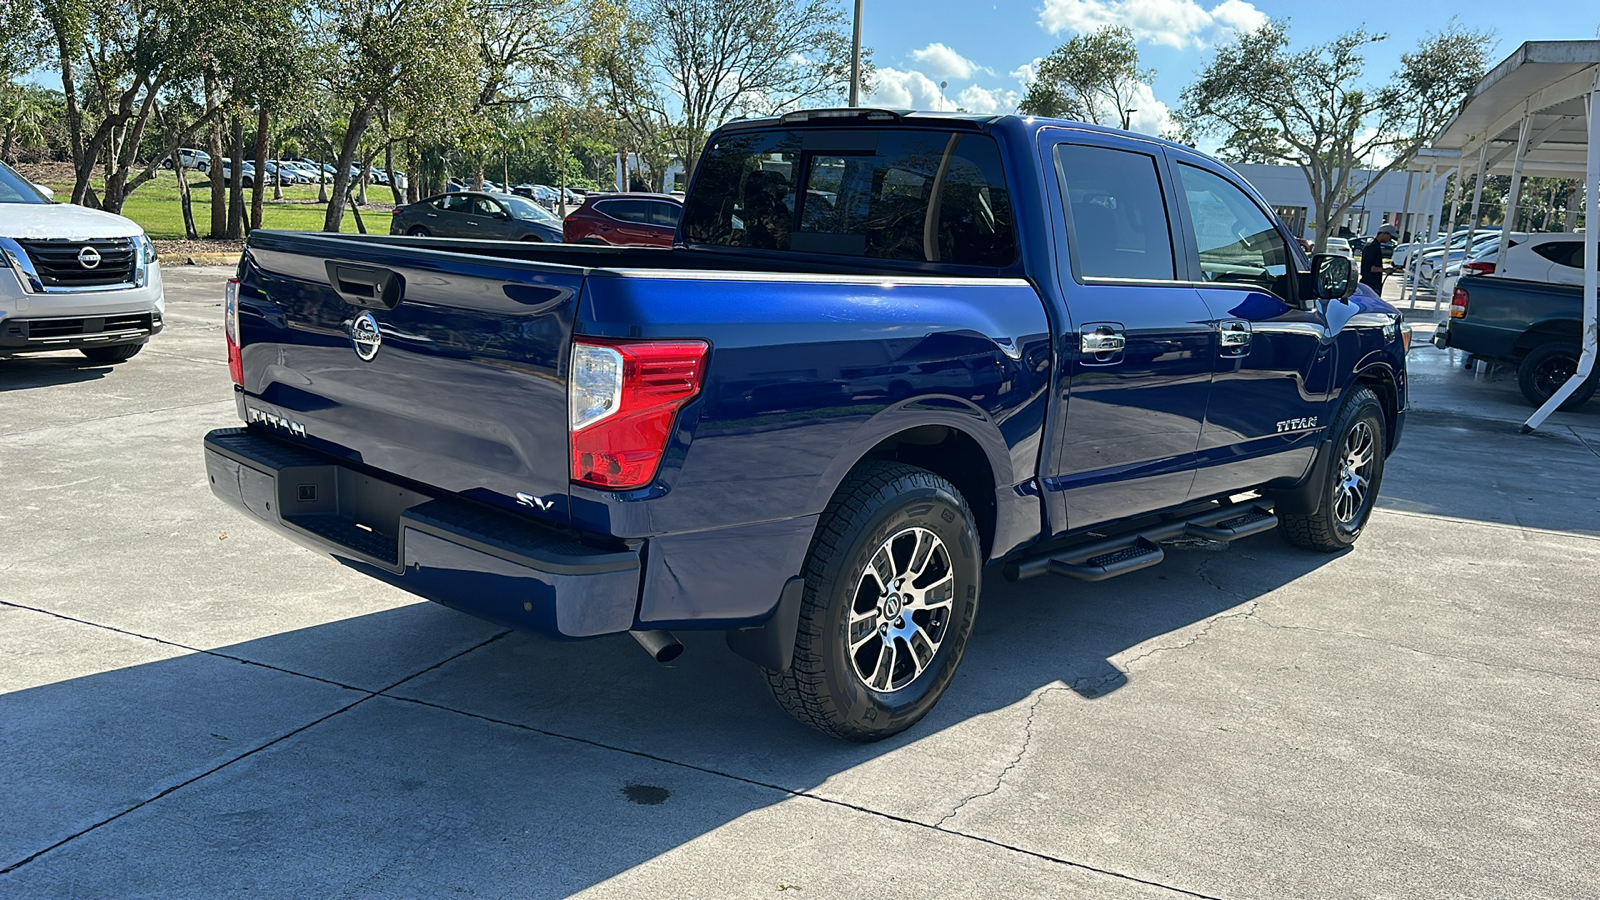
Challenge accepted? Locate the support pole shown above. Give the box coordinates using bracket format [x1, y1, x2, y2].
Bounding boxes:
[1408, 166, 1440, 305]
[1399, 168, 1416, 241]
[1524, 72, 1600, 431]
[1496, 111, 1533, 272]
[1432, 153, 1469, 315]
[848, 0, 863, 107]
[1446, 140, 1491, 310]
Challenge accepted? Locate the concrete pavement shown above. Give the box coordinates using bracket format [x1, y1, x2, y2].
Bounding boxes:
[1, 266, 1596, 898]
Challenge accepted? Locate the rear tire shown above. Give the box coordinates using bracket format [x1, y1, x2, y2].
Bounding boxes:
[1278, 387, 1386, 553]
[80, 343, 144, 364]
[1517, 342, 1596, 410]
[763, 462, 981, 741]
[406, 225, 431, 237]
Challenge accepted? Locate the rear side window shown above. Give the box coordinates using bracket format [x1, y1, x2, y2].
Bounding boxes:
[681, 128, 1016, 267]
[1053, 144, 1175, 280]
[1533, 240, 1584, 269]
[647, 201, 681, 227]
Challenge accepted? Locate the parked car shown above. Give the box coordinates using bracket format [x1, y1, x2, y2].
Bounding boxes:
[1434, 274, 1596, 409]
[563, 192, 682, 246]
[1324, 237, 1354, 260]
[163, 148, 209, 170]
[389, 191, 564, 242]
[1418, 232, 1508, 286]
[0, 159, 163, 364]
[261, 161, 307, 185]
[208, 109, 1406, 741]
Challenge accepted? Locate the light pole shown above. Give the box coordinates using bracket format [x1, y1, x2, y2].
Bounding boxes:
[849, 0, 862, 107]
[1120, 108, 1138, 130]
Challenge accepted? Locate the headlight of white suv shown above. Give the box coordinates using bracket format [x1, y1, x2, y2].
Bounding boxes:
[134, 233, 157, 264]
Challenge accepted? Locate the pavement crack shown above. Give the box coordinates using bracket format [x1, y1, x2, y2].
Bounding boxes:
[1569, 426, 1600, 461]
[934, 685, 1056, 829]
[380, 692, 1222, 899]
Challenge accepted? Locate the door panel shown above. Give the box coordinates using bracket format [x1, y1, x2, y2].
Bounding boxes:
[1040, 133, 1215, 531]
[1169, 160, 1333, 497]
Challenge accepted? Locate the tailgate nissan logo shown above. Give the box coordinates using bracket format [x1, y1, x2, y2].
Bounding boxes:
[350, 312, 382, 361]
[78, 246, 101, 269]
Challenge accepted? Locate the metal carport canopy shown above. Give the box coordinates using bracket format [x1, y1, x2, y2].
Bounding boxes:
[1423, 41, 1599, 431]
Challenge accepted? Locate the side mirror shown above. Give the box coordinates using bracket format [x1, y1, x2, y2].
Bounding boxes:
[32, 182, 54, 201]
[1307, 253, 1357, 301]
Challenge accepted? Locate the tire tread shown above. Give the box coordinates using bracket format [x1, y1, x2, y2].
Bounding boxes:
[763, 461, 974, 741]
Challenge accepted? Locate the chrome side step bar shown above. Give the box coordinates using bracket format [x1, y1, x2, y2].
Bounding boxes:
[1003, 503, 1278, 583]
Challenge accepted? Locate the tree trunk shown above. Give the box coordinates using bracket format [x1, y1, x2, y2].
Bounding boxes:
[272, 136, 283, 202]
[206, 73, 226, 238]
[323, 106, 373, 233]
[251, 107, 269, 230]
[386, 143, 402, 204]
[176, 163, 199, 240]
[1563, 181, 1580, 232]
[56, 29, 86, 203]
[227, 112, 246, 239]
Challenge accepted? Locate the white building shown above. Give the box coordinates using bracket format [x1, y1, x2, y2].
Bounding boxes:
[1230, 163, 1445, 241]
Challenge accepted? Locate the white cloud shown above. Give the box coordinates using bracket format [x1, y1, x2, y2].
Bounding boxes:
[1118, 81, 1178, 137]
[1208, 0, 1267, 34]
[866, 68, 957, 111]
[1010, 59, 1044, 87]
[1038, 0, 1266, 49]
[909, 43, 990, 80]
[956, 84, 1023, 115]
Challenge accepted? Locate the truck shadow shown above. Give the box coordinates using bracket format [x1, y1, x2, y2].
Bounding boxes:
[0, 535, 1329, 894]
[0, 355, 113, 392]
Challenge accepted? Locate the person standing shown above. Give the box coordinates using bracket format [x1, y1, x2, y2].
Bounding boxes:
[1361, 226, 1393, 294]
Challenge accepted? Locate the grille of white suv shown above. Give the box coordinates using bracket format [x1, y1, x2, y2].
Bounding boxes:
[16, 237, 138, 288]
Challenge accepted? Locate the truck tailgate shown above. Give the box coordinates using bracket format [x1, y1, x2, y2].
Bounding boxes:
[237, 232, 581, 525]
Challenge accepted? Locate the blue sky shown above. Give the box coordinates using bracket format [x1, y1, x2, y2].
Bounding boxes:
[859, 0, 1600, 134]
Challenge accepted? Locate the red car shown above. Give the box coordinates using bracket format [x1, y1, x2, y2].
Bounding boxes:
[563, 193, 683, 246]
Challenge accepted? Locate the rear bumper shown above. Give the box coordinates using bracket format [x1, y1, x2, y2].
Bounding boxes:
[204, 427, 641, 638]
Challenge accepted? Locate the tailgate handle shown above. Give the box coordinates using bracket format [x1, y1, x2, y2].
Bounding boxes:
[325, 261, 404, 310]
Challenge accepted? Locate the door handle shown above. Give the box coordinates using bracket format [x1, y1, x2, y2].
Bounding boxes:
[1080, 325, 1126, 354]
[325, 261, 404, 310]
[1219, 320, 1253, 348]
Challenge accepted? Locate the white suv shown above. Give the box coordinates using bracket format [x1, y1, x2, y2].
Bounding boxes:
[0, 161, 164, 364]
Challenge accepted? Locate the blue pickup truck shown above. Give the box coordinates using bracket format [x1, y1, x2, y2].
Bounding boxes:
[206, 111, 1407, 740]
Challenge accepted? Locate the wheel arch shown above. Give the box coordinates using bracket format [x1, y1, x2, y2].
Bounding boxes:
[1512, 319, 1583, 357]
[1351, 362, 1400, 455]
[808, 403, 1011, 561]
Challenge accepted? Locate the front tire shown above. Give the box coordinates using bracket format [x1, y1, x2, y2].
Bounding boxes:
[80, 343, 144, 364]
[1517, 342, 1597, 410]
[764, 462, 981, 741]
[1278, 387, 1386, 552]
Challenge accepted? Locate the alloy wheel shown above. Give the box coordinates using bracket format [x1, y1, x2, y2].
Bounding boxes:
[847, 526, 956, 692]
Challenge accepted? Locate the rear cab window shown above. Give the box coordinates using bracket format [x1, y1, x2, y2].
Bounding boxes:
[681, 127, 1016, 268]
[1052, 143, 1176, 281]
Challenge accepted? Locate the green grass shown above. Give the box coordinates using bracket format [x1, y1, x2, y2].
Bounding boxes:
[42, 171, 394, 240]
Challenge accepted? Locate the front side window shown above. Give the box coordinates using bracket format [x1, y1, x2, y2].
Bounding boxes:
[595, 199, 645, 223]
[1175, 163, 1290, 298]
[681, 128, 1015, 267]
[1053, 143, 1175, 280]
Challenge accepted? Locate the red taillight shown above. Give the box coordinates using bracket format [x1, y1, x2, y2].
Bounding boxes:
[224, 277, 243, 386]
[1450, 287, 1469, 319]
[1463, 261, 1496, 275]
[569, 338, 710, 490]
